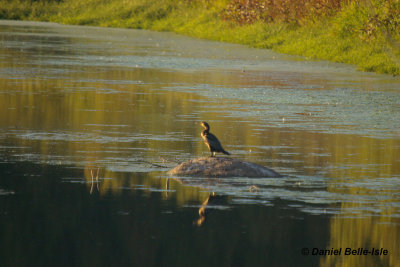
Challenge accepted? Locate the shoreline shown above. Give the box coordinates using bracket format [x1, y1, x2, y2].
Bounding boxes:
[1, 0, 399, 76]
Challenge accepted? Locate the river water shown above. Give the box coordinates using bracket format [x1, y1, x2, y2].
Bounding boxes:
[0, 20, 399, 266]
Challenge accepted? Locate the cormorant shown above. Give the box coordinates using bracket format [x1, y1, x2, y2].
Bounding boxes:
[200, 122, 230, 157]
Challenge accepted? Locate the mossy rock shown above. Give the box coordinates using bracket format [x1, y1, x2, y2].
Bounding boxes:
[168, 157, 282, 178]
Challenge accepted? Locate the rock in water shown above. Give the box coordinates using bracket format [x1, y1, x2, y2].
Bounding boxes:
[168, 157, 281, 178]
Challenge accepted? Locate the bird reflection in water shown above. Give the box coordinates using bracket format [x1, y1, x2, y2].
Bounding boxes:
[196, 192, 225, 227]
[164, 178, 226, 226]
[90, 167, 100, 194]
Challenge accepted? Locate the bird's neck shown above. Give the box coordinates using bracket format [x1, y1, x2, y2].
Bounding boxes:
[202, 129, 209, 135]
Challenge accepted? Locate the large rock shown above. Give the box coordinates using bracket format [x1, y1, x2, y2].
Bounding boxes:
[168, 157, 281, 178]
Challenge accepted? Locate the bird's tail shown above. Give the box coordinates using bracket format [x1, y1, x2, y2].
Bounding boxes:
[222, 150, 230, 155]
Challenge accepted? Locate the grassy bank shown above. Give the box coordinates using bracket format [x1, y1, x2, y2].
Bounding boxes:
[1, 0, 399, 75]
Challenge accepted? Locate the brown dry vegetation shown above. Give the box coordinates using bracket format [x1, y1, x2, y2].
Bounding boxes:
[222, 0, 346, 24]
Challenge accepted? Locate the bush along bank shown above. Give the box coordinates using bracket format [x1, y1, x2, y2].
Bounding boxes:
[1, 0, 399, 75]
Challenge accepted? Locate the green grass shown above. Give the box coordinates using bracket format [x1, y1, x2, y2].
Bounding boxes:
[0, 0, 399, 75]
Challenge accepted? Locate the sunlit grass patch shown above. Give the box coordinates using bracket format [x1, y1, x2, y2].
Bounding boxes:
[0, 0, 399, 75]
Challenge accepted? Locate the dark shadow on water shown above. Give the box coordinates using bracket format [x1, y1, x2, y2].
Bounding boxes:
[0, 161, 330, 267]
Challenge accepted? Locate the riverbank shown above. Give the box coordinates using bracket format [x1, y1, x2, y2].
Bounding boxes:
[1, 0, 399, 75]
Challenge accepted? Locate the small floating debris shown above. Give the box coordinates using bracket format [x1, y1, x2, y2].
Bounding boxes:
[249, 185, 259, 192]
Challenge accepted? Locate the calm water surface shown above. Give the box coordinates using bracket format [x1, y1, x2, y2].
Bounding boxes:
[0, 20, 399, 266]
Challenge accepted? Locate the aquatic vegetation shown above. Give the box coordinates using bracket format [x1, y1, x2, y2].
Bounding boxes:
[0, 0, 399, 75]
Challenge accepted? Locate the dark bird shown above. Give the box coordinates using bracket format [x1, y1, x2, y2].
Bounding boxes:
[200, 122, 230, 157]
